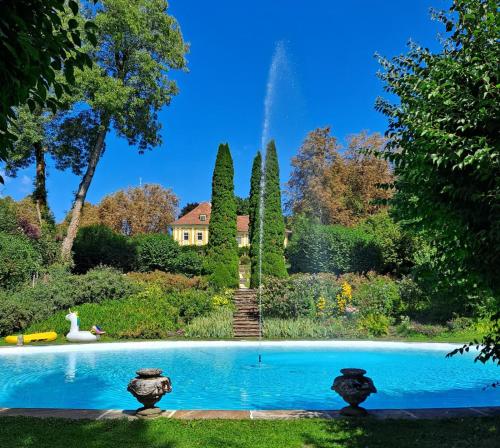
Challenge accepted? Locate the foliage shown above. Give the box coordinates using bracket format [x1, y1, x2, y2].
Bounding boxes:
[133, 233, 181, 273]
[375, 1, 499, 313]
[57, 0, 188, 258]
[352, 274, 402, 317]
[0, 232, 42, 290]
[235, 196, 249, 215]
[0, 266, 138, 335]
[261, 274, 341, 319]
[178, 202, 199, 218]
[263, 317, 361, 339]
[126, 271, 207, 292]
[176, 247, 204, 276]
[95, 184, 178, 235]
[357, 313, 391, 337]
[448, 312, 500, 369]
[357, 211, 420, 275]
[185, 308, 233, 339]
[167, 289, 214, 324]
[28, 290, 180, 339]
[0, 197, 18, 233]
[0, 0, 96, 167]
[73, 224, 135, 273]
[249, 151, 262, 287]
[205, 143, 239, 288]
[286, 127, 393, 225]
[396, 317, 446, 338]
[287, 219, 383, 274]
[259, 141, 287, 280]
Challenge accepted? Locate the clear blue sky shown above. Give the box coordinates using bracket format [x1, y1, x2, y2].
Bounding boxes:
[1, 0, 446, 221]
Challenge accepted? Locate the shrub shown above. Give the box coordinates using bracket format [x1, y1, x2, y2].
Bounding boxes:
[263, 317, 362, 339]
[352, 274, 402, 317]
[126, 271, 208, 292]
[133, 233, 180, 272]
[73, 225, 135, 273]
[185, 308, 233, 339]
[358, 313, 390, 336]
[395, 318, 446, 338]
[28, 291, 180, 339]
[168, 289, 214, 324]
[176, 247, 204, 276]
[0, 232, 42, 289]
[287, 223, 383, 274]
[262, 274, 341, 319]
[133, 234, 203, 276]
[397, 275, 430, 317]
[0, 266, 139, 335]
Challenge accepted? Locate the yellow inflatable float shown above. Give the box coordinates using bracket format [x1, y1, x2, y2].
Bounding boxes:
[4, 332, 57, 344]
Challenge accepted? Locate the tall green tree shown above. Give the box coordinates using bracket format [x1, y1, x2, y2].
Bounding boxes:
[206, 143, 239, 288]
[57, 0, 188, 260]
[260, 141, 287, 280]
[249, 151, 262, 287]
[376, 0, 499, 361]
[0, 1, 97, 182]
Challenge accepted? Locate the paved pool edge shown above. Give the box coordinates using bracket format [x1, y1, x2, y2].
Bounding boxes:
[0, 339, 462, 355]
[1, 406, 499, 420]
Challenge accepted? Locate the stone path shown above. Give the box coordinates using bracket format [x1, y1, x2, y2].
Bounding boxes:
[233, 289, 260, 338]
[1, 406, 499, 420]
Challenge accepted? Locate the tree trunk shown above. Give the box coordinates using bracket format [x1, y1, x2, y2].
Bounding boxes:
[33, 141, 47, 226]
[61, 122, 109, 261]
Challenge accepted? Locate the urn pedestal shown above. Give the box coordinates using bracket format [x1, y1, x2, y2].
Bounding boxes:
[127, 368, 172, 418]
[331, 368, 376, 417]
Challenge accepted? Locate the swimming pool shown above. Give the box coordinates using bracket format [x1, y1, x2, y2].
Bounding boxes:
[0, 341, 498, 410]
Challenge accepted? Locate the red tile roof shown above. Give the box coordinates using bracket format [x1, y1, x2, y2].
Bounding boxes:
[171, 202, 249, 232]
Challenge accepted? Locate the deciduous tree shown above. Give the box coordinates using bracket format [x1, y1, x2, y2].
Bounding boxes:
[0, 1, 96, 182]
[98, 184, 178, 235]
[58, 0, 188, 260]
[375, 0, 499, 362]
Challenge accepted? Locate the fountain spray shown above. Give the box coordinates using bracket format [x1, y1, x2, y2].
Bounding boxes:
[257, 41, 287, 363]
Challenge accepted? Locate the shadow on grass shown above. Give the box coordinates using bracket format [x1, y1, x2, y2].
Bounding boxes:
[300, 416, 500, 448]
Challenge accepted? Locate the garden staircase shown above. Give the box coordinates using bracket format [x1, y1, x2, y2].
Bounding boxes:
[233, 289, 260, 338]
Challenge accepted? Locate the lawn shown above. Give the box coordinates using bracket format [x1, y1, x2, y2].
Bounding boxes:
[0, 416, 498, 448]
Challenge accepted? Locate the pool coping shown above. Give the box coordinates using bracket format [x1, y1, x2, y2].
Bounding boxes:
[0, 339, 464, 355]
[1, 406, 499, 420]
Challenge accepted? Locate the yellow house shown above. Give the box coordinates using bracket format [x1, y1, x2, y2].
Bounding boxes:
[171, 201, 290, 247]
[171, 202, 250, 247]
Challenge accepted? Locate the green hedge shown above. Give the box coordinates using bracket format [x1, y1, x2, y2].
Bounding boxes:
[0, 266, 139, 335]
[0, 232, 42, 290]
[73, 225, 135, 273]
[287, 224, 383, 274]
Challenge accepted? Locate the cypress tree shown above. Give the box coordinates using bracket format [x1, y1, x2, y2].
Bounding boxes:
[249, 151, 262, 287]
[206, 143, 239, 288]
[251, 141, 288, 285]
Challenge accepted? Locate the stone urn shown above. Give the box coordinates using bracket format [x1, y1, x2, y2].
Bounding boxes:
[331, 368, 376, 416]
[127, 368, 172, 418]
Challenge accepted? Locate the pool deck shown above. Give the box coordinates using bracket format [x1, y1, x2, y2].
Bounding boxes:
[1, 406, 499, 420]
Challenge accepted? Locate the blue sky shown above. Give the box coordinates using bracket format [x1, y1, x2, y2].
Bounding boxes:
[1, 0, 446, 221]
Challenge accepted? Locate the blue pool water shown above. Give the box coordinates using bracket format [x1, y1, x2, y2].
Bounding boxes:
[0, 342, 498, 410]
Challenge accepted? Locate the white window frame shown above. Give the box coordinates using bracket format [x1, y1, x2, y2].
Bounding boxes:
[183, 231, 189, 242]
[199, 214, 206, 221]
[197, 231, 203, 241]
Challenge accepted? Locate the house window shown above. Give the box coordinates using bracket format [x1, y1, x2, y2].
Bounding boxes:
[236, 236, 242, 245]
[183, 232, 189, 242]
[197, 232, 203, 241]
[199, 214, 206, 221]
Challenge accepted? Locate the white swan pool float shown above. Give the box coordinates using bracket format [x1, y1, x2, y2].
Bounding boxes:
[65, 310, 99, 342]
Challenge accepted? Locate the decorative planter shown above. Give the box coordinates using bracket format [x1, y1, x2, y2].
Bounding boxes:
[127, 368, 172, 418]
[331, 368, 376, 416]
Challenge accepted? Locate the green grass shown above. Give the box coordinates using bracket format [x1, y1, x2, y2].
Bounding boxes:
[0, 416, 498, 448]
